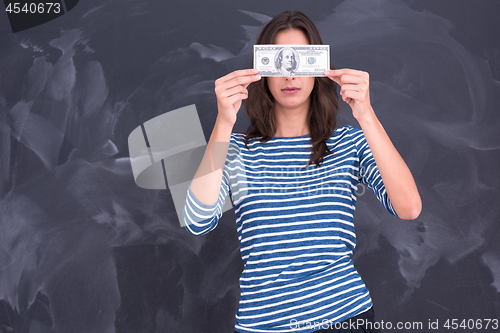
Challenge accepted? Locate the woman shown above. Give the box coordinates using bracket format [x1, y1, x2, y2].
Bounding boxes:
[183, 10, 421, 333]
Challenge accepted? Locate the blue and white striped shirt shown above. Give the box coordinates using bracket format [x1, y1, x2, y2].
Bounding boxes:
[183, 125, 398, 333]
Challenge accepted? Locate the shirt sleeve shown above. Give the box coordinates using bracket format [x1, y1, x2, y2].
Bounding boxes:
[182, 136, 234, 235]
[350, 126, 399, 217]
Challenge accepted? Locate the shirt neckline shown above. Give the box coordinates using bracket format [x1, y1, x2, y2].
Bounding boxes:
[269, 133, 311, 139]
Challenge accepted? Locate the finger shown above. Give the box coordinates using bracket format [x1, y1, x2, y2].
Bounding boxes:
[340, 83, 361, 92]
[337, 74, 364, 85]
[225, 73, 261, 89]
[325, 71, 357, 86]
[220, 92, 248, 109]
[329, 68, 364, 77]
[340, 94, 353, 104]
[342, 90, 361, 102]
[331, 76, 342, 85]
[242, 78, 259, 89]
[220, 85, 248, 99]
[216, 73, 260, 94]
[339, 83, 359, 97]
[324, 72, 342, 85]
[326, 69, 367, 85]
[218, 69, 259, 85]
[325, 69, 350, 76]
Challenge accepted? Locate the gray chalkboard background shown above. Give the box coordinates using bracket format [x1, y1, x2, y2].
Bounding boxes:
[1, 0, 499, 332]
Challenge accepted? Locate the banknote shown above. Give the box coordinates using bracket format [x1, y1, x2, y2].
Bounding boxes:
[254, 45, 330, 77]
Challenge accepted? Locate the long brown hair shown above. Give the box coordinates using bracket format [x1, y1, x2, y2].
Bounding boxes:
[241, 10, 339, 168]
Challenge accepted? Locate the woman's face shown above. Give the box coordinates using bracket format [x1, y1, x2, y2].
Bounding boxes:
[267, 29, 315, 111]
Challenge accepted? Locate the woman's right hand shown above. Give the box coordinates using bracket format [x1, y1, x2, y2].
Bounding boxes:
[214, 68, 261, 127]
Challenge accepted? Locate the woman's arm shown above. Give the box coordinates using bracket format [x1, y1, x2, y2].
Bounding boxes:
[325, 69, 422, 220]
[190, 68, 261, 205]
[356, 108, 422, 220]
[190, 116, 232, 205]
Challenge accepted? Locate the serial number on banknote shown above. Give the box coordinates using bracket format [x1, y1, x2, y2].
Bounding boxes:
[254, 45, 330, 77]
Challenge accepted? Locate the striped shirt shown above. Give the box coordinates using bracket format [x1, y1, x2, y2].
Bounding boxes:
[183, 125, 398, 333]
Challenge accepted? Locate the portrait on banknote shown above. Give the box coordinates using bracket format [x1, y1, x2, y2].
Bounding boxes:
[274, 47, 300, 75]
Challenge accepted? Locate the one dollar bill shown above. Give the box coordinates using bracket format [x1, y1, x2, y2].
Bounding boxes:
[254, 44, 330, 77]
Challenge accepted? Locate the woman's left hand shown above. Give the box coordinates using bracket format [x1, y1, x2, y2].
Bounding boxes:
[324, 69, 374, 121]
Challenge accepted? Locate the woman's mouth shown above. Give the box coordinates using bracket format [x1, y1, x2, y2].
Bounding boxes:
[282, 87, 300, 95]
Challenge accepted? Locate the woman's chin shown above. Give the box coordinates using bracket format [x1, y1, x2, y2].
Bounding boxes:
[276, 100, 305, 110]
